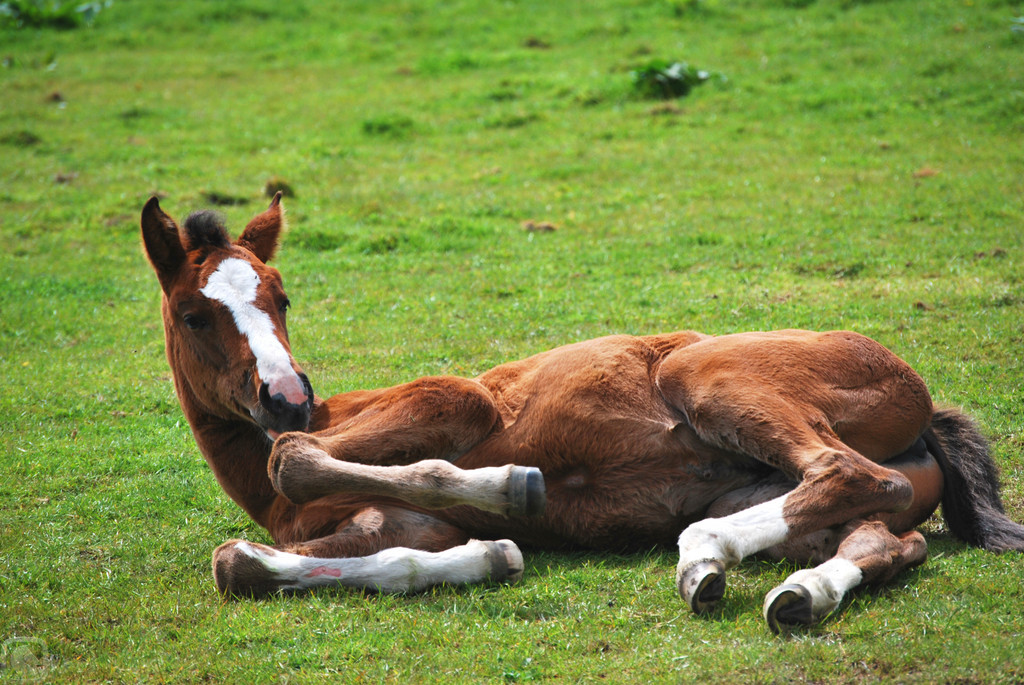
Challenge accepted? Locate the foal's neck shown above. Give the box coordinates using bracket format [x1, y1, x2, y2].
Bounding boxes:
[163, 309, 283, 527]
[185, 408, 280, 527]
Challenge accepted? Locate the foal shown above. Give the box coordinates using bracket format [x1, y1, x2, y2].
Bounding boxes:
[141, 195, 1024, 632]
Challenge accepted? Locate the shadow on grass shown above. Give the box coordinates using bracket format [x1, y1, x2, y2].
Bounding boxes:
[221, 532, 991, 637]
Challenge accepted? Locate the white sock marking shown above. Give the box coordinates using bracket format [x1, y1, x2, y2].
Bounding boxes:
[678, 496, 790, 570]
[781, 558, 863, 618]
[234, 539, 511, 593]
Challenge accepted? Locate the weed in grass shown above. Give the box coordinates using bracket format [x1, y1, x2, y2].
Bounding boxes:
[418, 50, 483, 75]
[200, 190, 250, 207]
[263, 176, 296, 199]
[485, 111, 543, 129]
[291, 229, 350, 253]
[0, 129, 41, 146]
[669, 0, 705, 16]
[630, 59, 713, 100]
[359, 232, 405, 255]
[0, 0, 110, 29]
[117, 106, 151, 122]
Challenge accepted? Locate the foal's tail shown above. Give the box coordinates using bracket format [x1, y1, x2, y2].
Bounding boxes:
[925, 407, 1024, 552]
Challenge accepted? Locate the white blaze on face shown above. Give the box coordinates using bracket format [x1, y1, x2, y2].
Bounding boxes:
[200, 257, 305, 405]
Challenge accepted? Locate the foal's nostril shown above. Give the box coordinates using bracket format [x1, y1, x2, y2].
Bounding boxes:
[259, 382, 291, 413]
[258, 380, 312, 433]
[299, 373, 314, 408]
[259, 382, 273, 411]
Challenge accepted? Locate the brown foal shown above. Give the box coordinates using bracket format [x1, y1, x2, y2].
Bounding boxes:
[141, 195, 1024, 632]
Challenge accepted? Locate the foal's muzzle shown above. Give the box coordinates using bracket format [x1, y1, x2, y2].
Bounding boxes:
[256, 373, 314, 435]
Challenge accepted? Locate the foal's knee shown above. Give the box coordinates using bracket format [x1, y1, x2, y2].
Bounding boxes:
[267, 432, 335, 503]
[269, 431, 319, 477]
[786, 451, 915, 534]
[860, 465, 915, 514]
[825, 451, 913, 511]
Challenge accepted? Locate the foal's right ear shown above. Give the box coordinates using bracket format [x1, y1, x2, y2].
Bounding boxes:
[141, 196, 187, 293]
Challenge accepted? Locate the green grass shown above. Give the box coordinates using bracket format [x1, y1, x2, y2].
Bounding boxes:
[1, 0, 1023, 681]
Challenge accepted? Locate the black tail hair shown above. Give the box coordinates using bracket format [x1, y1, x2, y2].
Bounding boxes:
[925, 408, 1024, 552]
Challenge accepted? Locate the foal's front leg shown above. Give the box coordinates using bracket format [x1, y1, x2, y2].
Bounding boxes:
[214, 504, 525, 597]
[270, 376, 546, 517]
[213, 538, 523, 598]
[270, 434, 545, 517]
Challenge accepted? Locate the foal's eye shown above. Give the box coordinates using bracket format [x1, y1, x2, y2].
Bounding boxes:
[279, 298, 291, 315]
[183, 313, 209, 330]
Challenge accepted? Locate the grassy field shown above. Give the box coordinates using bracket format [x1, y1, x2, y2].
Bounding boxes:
[1, 0, 1023, 681]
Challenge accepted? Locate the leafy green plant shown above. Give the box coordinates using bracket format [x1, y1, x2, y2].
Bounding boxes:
[630, 59, 713, 99]
[0, 0, 110, 29]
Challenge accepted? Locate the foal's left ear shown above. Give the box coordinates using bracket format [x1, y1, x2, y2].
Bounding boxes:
[236, 191, 286, 263]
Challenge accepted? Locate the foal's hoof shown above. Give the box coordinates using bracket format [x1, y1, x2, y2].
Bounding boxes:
[677, 560, 726, 614]
[763, 583, 814, 634]
[483, 539, 525, 584]
[212, 540, 280, 599]
[267, 434, 328, 504]
[508, 466, 546, 517]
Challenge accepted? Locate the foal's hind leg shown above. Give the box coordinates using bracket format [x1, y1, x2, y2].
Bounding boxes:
[763, 520, 927, 633]
[673, 432, 919, 615]
[658, 332, 933, 616]
[696, 447, 939, 631]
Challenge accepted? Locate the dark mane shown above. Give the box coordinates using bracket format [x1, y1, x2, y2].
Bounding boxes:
[183, 210, 230, 251]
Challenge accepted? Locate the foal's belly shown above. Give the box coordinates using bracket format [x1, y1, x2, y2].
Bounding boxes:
[455, 411, 768, 548]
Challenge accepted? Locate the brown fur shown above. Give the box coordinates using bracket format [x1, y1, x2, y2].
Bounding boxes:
[141, 197, 1022, 605]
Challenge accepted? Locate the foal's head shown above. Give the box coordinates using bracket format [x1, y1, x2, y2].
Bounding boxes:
[141, 194, 313, 440]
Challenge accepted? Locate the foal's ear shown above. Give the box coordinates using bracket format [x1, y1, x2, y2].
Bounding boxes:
[141, 196, 187, 292]
[236, 192, 285, 263]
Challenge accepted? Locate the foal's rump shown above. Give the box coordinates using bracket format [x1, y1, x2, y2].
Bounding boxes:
[654, 329, 934, 472]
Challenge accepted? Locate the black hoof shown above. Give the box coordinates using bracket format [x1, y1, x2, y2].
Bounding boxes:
[677, 559, 726, 614]
[763, 583, 814, 634]
[508, 466, 546, 517]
